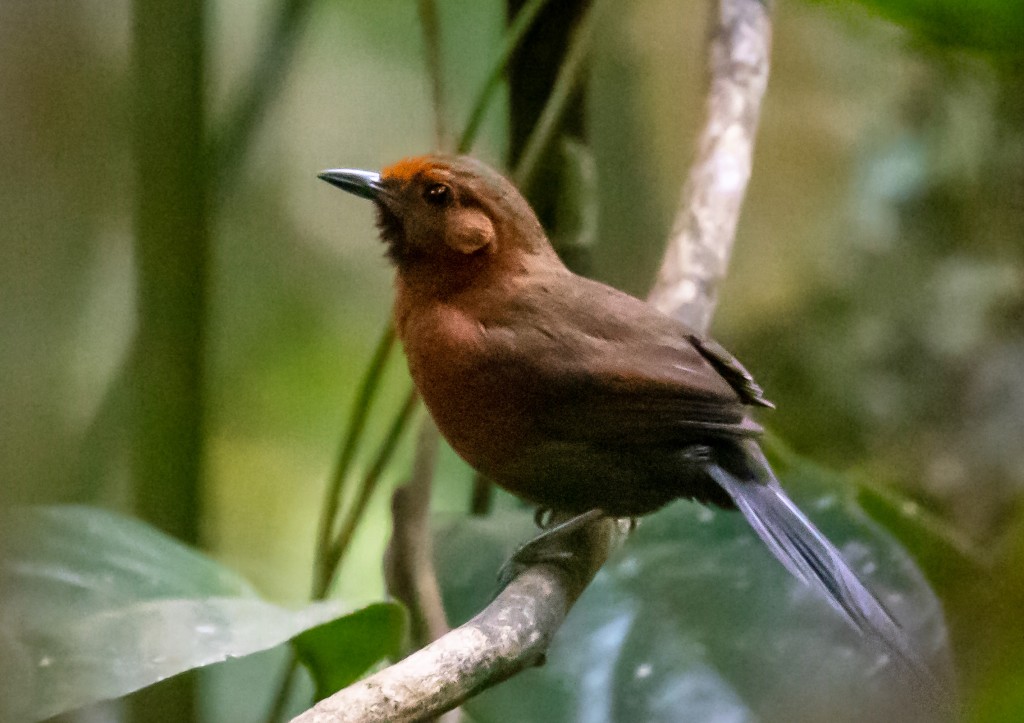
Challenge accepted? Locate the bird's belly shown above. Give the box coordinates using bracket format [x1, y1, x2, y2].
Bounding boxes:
[413, 359, 536, 474]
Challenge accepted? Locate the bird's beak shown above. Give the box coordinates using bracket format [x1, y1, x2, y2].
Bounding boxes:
[317, 168, 383, 200]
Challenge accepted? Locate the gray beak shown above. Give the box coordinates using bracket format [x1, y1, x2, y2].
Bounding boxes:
[317, 168, 383, 200]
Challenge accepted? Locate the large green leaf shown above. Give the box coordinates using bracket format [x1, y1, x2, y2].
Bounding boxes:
[293, 602, 406, 701]
[0, 506, 358, 722]
[434, 460, 954, 723]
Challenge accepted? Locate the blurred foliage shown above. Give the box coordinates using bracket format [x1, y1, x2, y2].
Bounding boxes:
[434, 452, 952, 722]
[1, 0, 1023, 720]
[815, 0, 1024, 55]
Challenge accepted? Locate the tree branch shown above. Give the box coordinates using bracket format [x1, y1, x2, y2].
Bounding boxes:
[291, 0, 773, 720]
[293, 516, 617, 723]
[647, 0, 772, 334]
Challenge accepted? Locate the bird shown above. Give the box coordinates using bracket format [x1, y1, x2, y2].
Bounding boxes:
[317, 154, 924, 674]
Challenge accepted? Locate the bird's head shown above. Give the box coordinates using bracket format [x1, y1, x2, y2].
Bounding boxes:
[319, 155, 556, 280]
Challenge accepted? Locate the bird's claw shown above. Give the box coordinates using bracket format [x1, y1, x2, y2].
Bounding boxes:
[497, 544, 576, 589]
[496, 509, 606, 589]
[681, 444, 713, 465]
[533, 507, 555, 529]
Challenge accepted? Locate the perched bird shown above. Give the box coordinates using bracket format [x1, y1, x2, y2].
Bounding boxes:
[318, 154, 918, 668]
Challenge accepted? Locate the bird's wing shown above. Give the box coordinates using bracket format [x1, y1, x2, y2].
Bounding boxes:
[483, 273, 768, 445]
[688, 334, 774, 409]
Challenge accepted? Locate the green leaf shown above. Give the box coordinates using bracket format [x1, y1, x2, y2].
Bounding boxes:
[813, 0, 1024, 55]
[0, 505, 352, 722]
[434, 461, 954, 723]
[293, 602, 407, 700]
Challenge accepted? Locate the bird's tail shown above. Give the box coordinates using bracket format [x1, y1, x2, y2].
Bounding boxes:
[706, 441, 928, 680]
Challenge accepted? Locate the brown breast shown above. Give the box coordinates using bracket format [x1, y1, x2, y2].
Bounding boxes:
[394, 283, 536, 476]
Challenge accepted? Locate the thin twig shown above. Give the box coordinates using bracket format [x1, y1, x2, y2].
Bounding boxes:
[211, 0, 317, 196]
[313, 325, 397, 593]
[317, 388, 419, 597]
[646, 0, 773, 333]
[468, 473, 494, 516]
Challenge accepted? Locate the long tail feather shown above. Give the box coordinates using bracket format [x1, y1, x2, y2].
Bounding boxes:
[706, 444, 936, 690]
[709, 464, 902, 639]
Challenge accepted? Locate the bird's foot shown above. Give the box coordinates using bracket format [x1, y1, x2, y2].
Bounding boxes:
[681, 444, 713, 465]
[497, 509, 606, 589]
[533, 507, 555, 529]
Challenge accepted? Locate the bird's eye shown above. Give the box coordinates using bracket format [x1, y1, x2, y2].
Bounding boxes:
[424, 183, 452, 207]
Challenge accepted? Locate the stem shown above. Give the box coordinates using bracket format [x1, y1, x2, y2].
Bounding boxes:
[457, 0, 554, 154]
[313, 325, 397, 593]
[511, 1, 596, 194]
[385, 418, 450, 648]
[131, 0, 207, 720]
[132, 0, 208, 544]
[75, 0, 318, 512]
[417, 0, 450, 150]
[316, 387, 419, 597]
[263, 656, 301, 723]
[211, 0, 316, 196]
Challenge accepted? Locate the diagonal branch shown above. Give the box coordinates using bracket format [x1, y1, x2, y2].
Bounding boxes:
[293, 514, 618, 723]
[647, 0, 773, 333]
[291, 0, 773, 720]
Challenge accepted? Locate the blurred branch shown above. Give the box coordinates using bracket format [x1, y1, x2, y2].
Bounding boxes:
[291, 516, 618, 723]
[291, 0, 775, 720]
[131, 0, 208, 581]
[647, 0, 773, 334]
[384, 419, 450, 647]
[469, 473, 495, 516]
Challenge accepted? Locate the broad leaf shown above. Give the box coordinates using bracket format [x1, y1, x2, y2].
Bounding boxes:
[0, 506, 349, 722]
[293, 601, 407, 700]
[434, 459, 954, 723]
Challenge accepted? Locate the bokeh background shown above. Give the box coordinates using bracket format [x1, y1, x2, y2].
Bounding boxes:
[2, 0, 1022, 720]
